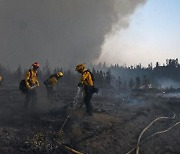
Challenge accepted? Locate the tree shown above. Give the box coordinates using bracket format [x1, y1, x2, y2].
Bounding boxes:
[43, 59, 51, 79]
[16, 64, 22, 82]
[135, 76, 141, 89]
[148, 63, 152, 70]
[156, 62, 159, 68]
[129, 78, 134, 89]
[124, 80, 127, 89]
[106, 69, 111, 88]
[99, 70, 103, 86]
[117, 76, 122, 90]
[103, 62, 106, 68]
[142, 75, 149, 89]
[37, 68, 43, 82]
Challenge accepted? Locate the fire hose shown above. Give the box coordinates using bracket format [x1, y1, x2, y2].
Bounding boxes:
[54, 139, 83, 154]
[58, 87, 83, 133]
[56, 87, 83, 153]
[126, 112, 180, 154]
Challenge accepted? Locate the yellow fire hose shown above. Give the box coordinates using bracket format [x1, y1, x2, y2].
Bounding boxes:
[126, 112, 180, 154]
[55, 139, 83, 154]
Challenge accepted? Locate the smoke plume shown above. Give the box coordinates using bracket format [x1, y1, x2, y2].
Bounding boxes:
[0, 0, 146, 70]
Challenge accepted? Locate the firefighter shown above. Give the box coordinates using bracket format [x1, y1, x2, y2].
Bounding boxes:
[0, 75, 3, 87]
[75, 64, 98, 116]
[44, 72, 63, 103]
[24, 62, 40, 109]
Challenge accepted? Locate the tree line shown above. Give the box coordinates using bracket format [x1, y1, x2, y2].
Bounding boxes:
[1, 58, 180, 89]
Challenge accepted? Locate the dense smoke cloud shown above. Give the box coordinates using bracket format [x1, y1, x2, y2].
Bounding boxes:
[0, 0, 146, 70]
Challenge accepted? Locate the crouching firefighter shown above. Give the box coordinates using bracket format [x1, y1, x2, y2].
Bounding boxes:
[24, 62, 40, 109]
[44, 72, 63, 103]
[75, 64, 99, 116]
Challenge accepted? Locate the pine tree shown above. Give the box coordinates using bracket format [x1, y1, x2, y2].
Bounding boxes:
[135, 76, 141, 89]
[129, 78, 134, 89]
[16, 64, 22, 82]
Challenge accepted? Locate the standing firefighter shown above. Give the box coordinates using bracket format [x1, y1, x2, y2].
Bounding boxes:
[44, 72, 63, 103]
[75, 64, 98, 116]
[0, 75, 3, 87]
[24, 62, 40, 109]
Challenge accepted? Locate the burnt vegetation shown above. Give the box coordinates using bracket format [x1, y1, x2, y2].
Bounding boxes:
[0, 59, 180, 154]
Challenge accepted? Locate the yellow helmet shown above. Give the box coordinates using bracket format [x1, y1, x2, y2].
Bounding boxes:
[75, 64, 85, 71]
[57, 72, 63, 77]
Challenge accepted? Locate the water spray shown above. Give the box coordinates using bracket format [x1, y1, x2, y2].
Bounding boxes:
[58, 87, 83, 134]
[55, 87, 84, 153]
[72, 87, 84, 109]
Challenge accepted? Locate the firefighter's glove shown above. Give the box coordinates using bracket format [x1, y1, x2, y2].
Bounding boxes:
[78, 82, 83, 87]
[30, 85, 37, 90]
[29, 86, 34, 90]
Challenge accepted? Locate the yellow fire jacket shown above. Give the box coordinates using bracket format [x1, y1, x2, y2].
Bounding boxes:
[0, 75, 3, 82]
[80, 69, 94, 86]
[25, 70, 39, 88]
[46, 76, 58, 87]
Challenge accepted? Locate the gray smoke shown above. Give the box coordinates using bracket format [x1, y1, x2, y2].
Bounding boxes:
[0, 0, 146, 70]
[157, 78, 180, 89]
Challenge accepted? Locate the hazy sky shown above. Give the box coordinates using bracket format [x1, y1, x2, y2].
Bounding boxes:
[0, 0, 179, 70]
[0, 0, 146, 70]
[97, 0, 180, 67]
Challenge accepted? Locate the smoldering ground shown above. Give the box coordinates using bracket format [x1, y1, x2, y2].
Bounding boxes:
[0, 85, 180, 153]
[0, 0, 146, 70]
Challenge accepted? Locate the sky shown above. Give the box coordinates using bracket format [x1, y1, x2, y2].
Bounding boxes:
[0, 0, 180, 70]
[0, 0, 146, 70]
[97, 0, 180, 67]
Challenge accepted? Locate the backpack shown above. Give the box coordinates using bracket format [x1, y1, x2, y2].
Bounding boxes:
[49, 74, 58, 79]
[84, 70, 99, 94]
[85, 70, 95, 82]
[44, 74, 58, 86]
[19, 70, 32, 94]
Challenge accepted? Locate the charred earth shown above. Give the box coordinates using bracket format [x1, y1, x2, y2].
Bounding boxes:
[0, 86, 179, 154]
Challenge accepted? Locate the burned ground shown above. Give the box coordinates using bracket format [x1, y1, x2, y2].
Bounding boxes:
[0, 86, 180, 154]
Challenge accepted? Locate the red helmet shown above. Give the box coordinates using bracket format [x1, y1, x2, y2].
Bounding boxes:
[32, 62, 39, 69]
